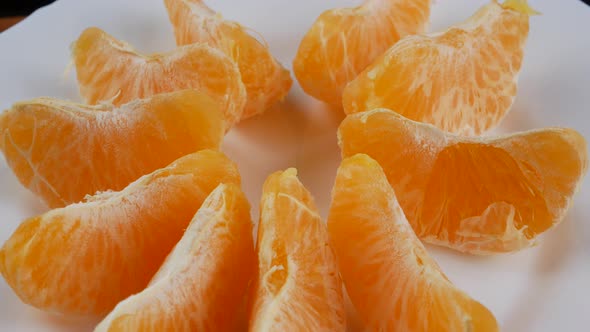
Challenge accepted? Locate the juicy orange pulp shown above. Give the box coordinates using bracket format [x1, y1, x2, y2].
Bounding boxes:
[339, 110, 588, 254]
[165, 0, 293, 119]
[0, 90, 224, 208]
[248, 169, 346, 331]
[72, 27, 246, 128]
[95, 183, 255, 331]
[0, 150, 240, 316]
[343, 0, 536, 134]
[328, 154, 498, 331]
[294, 0, 431, 106]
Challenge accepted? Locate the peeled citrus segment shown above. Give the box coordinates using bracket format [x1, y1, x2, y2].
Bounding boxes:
[293, 0, 431, 106]
[343, 0, 534, 134]
[164, 0, 293, 119]
[0, 150, 240, 316]
[248, 169, 346, 331]
[0, 90, 224, 208]
[339, 110, 589, 254]
[95, 183, 255, 331]
[328, 154, 499, 331]
[72, 27, 246, 128]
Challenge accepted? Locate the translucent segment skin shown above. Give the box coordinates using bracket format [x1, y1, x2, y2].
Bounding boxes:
[164, 0, 293, 119]
[0, 150, 241, 316]
[72, 27, 246, 128]
[343, 0, 532, 135]
[0, 90, 224, 208]
[338, 110, 588, 254]
[249, 169, 346, 331]
[328, 154, 499, 331]
[294, 0, 431, 106]
[95, 184, 255, 332]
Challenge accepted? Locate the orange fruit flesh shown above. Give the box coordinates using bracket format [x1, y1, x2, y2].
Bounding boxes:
[0, 150, 240, 316]
[72, 27, 246, 128]
[293, 0, 431, 106]
[0, 89, 224, 208]
[339, 110, 588, 254]
[249, 169, 346, 331]
[343, 0, 533, 135]
[164, 0, 293, 119]
[95, 183, 255, 331]
[328, 154, 498, 331]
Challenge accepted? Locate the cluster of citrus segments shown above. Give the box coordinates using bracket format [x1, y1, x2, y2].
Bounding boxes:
[0, 0, 588, 331]
[293, 0, 431, 106]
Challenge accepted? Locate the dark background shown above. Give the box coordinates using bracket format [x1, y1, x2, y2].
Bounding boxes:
[0, 0, 56, 17]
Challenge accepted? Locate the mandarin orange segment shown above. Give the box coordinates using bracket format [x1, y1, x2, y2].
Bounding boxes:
[0, 150, 240, 316]
[248, 169, 346, 331]
[293, 0, 430, 106]
[339, 110, 589, 254]
[72, 27, 246, 128]
[343, 0, 535, 134]
[95, 183, 255, 331]
[0, 90, 224, 208]
[164, 0, 293, 119]
[328, 154, 499, 331]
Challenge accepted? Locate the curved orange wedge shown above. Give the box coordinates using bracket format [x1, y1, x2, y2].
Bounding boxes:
[72, 27, 246, 128]
[248, 169, 346, 331]
[0, 90, 224, 208]
[164, 0, 292, 119]
[328, 154, 498, 331]
[0, 150, 240, 316]
[293, 0, 431, 106]
[343, 0, 535, 134]
[339, 110, 588, 254]
[95, 183, 255, 331]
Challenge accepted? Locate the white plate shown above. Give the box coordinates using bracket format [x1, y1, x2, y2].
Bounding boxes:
[1, 0, 589, 331]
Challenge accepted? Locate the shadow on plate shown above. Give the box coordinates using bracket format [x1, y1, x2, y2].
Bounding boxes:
[490, 99, 541, 136]
[33, 310, 99, 332]
[502, 210, 577, 331]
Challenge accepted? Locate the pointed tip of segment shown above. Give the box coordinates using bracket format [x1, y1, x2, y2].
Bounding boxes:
[501, 0, 541, 16]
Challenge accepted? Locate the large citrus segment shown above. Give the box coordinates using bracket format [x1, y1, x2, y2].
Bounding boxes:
[339, 110, 588, 254]
[343, 0, 534, 134]
[293, 0, 430, 106]
[0, 90, 224, 208]
[249, 169, 346, 331]
[95, 183, 255, 331]
[164, 0, 293, 119]
[0, 150, 240, 316]
[328, 154, 499, 331]
[72, 27, 246, 127]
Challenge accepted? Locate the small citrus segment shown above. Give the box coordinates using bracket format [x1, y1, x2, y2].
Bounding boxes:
[293, 0, 430, 106]
[339, 110, 588, 254]
[164, 0, 293, 119]
[0, 90, 224, 208]
[72, 27, 246, 128]
[0, 150, 240, 316]
[248, 169, 346, 331]
[328, 154, 499, 331]
[95, 183, 255, 331]
[343, 0, 535, 134]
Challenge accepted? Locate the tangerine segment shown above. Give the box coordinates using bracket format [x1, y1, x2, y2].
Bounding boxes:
[0, 150, 240, 316]
[249, 169, 346, 331]
[164, 0, 293, 119]
[328, 154, 499, 331]
[0, 90, 224, 208]
[95, 183, 255, 332]
[343, 0, 535, 135]
[72, 27, 246, 128]
[293, 0, 430, 106]
[339, 110, 588, 254]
